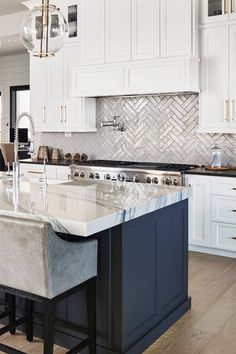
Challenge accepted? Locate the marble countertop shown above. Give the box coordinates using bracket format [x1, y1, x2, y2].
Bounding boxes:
[0, 175, 188, 236]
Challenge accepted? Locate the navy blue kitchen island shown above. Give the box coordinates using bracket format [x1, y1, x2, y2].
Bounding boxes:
[0, 177, 190, 353]
[33, 200, 189, 354]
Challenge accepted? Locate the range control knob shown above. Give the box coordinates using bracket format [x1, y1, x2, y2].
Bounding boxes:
[95, 173, 100, 179]
[146, 176, 152, 183]
[74, 171, 79, 177]
[163, 177, 171, 185]
[133, 175, 140, 183]
[80, 172, 85, 178]
[172, 178, 179, 186]
[105, 174, 111, 180]
[118, 174, 125, 182]
[152, 177, 159, 184]
[89, 172, 94, 179]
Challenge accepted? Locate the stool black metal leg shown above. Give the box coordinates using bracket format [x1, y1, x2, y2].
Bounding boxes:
[25, 299, 34, 342]
[8, 294, 16, 335]
[87, 278, 96, 354]
[43, 301, 55, 354]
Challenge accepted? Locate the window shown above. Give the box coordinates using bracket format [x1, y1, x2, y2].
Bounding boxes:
[10, 85, 30, 140]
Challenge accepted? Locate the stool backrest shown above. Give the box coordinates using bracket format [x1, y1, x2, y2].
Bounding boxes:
[0, 143, 14, 167]
[0, 215, 97, 299]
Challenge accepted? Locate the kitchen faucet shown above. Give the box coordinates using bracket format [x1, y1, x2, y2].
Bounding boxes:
[13, 112, 35, 183]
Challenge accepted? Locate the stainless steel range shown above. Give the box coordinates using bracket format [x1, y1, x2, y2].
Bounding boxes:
[70, 160, 198, 186]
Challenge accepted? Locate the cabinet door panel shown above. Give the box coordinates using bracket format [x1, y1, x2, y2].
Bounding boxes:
[132, 0, 160, 60]
[30, 55, 47, 132]
[105, 0, 131, 63]
[46, 52, 64, 130]
[80, 0, 105, 65]
[161, 0, 192, 57]
[186, 176, 211, 247]
[199, 26, 229, 132]
[229, 25, 236, 127]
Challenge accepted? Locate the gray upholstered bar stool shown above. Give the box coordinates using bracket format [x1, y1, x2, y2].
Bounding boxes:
[0, 215, 98, 354]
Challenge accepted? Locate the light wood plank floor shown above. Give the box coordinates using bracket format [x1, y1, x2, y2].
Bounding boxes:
[1, 252, 236, 354]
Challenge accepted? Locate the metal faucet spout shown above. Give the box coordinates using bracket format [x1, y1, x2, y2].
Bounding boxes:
[14, 112, 35, 163]
[13, 112, 35, 184]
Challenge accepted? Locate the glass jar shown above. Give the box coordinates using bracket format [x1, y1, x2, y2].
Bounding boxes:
[210, 143, 222, 168]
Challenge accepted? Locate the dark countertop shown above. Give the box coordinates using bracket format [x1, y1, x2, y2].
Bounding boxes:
[184, 167, 236, 178]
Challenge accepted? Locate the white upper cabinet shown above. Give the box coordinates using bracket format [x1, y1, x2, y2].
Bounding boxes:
[132, 0, 160, 60]
[105, 0, 132, 63]
[199, 23, 236, 133]
[228, 24, 236, 127]
[160, 0, 192, 57]
[27, 0, 97, 133]
[73, 0, 199, 96]
[200, 0, 236, 24]
[80, 0, 105, 65]
[30, 55, 47, 132]
[199, 26, 229, 132]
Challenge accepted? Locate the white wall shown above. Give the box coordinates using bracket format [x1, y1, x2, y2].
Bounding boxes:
[0, 53, 29, 142]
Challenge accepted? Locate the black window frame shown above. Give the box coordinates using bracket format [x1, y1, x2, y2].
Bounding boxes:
[10, 85, 30, 129]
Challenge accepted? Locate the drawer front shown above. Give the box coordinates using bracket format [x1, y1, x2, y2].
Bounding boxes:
[71, 66, 124, 96]
[212, 178, 236, 197]
[20, 164, 57, 179]
[125, 61, 186, 93]
[211, 195, 236, 224]
[211, 222, 236, 252]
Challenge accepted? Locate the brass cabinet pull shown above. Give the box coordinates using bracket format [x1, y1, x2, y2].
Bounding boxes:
[223, 0, 227, 13]
[64, 106, 67, 123]
[43, 106, 46, 123]
[27, 171, 43, 174]
[60, 105, 63, 123]
[224, 99, 229, 121]
[229, 100, 234, 121]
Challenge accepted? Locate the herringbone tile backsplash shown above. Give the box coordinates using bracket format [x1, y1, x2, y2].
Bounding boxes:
[35, 94, 236, 165]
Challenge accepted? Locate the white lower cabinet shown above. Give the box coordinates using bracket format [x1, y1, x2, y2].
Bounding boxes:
[186, 174, 236, 257]
[20, 164, 70, 181]
[186, 175, 211, 247]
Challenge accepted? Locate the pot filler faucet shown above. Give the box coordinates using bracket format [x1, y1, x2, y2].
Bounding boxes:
[13, 112, 35, 183]
[101, 115, 125, 132]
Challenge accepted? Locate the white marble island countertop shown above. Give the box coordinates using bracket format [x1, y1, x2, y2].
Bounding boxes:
[0, 176, 188, 236]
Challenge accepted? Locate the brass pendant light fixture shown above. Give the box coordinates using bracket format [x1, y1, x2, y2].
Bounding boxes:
[20, 0, 68, 58]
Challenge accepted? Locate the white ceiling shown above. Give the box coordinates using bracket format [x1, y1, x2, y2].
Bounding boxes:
[0, 1, 27, 56]
[0, 0, 26, 16]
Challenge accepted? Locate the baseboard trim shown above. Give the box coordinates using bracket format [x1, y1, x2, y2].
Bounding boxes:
[189, 245, 236, 259]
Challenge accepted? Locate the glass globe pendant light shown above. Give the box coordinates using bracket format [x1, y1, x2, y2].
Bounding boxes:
[20, 0, 68, 58]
